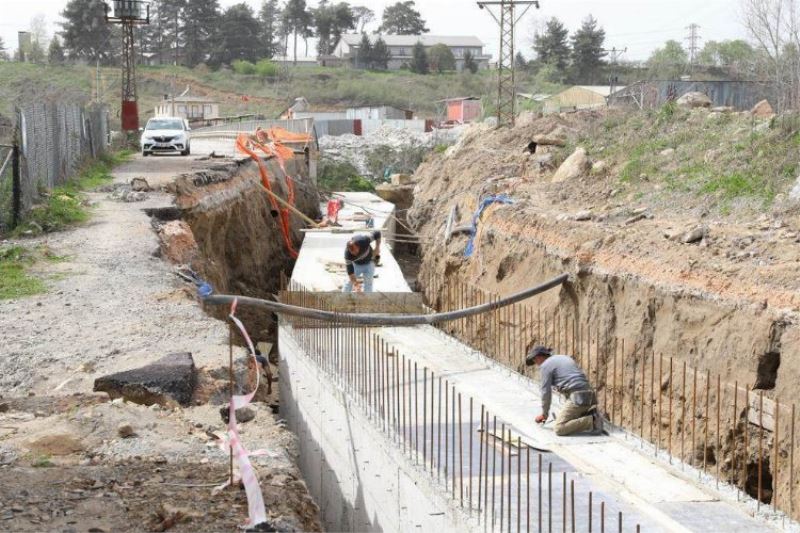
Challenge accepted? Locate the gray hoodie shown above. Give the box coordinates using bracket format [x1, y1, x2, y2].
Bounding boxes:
[539, 355, 591, 418]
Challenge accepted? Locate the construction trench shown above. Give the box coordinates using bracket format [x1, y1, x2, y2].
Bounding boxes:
[62, 123, 797, 531]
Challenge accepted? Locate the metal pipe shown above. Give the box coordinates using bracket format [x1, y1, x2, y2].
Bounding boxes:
[414, 361, 419, 462]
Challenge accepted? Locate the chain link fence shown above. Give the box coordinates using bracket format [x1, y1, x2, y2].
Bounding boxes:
[0, 101, 109, 230]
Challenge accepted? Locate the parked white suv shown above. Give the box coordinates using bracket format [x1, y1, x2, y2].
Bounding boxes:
[140, 117, 191, 156]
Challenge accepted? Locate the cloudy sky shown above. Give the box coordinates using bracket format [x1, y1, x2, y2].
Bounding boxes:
[2, 0, 746, 61]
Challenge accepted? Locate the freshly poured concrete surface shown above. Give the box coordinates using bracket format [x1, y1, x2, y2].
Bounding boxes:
[281, 191, 774, 532]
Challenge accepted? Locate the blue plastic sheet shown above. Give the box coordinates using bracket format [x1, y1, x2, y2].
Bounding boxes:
[464, 194, 514, 257]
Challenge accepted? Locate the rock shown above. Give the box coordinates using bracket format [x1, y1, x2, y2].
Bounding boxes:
[751, 99, 775, 118]
[534, 153, 555, 170]
[711, 106, 734, 113]
[552, 148, 590, 183]
[591, 160, 606, 174]
[390, 174, 414, 186]
[220, 406, 256, 424]
[573, 210, 592, 221]
[121, 191, 147, 202]
[789, 176, 800, 202]
[157, 221, 198, 265]
[681, 226, 707, 244]
[533, 128, 567, 147]
[660, 148, 675, 157]
[130, 178, 151, 192]
[93, 352, 197, 407]
[0, 403, 8, 413]
[117, 423, 136, 439]
[676, 92, 712, 108]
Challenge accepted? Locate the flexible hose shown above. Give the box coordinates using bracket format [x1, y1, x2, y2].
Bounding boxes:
[203, 273, 569, 326]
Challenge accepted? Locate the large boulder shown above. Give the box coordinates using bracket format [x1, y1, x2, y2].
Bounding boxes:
[533, 126, 568, 147]
[552, 148, 591, 182]
[676, 92, 712, 109]
[93, 352, 197, 407]
[751, 99, 775, 119]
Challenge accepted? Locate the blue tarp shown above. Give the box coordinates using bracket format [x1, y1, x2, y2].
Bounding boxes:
[464, 194, 514, 257]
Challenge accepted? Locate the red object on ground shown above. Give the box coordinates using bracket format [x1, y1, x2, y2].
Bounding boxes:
[353, 119, 362, 136]
[121, 100, 139, 131]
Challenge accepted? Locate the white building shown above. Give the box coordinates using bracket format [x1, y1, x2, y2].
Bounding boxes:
[329, 34, 492, 72]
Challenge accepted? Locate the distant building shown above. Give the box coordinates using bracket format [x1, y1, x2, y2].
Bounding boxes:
[331, 34, 491, 72]
[542, 86, 613, 114]
[440, 97, 482, 124]
[346, 106, 413, 121]
[155, 94, 220, 121]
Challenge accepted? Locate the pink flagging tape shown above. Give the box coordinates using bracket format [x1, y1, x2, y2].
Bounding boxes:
[219, 299, 270, 528]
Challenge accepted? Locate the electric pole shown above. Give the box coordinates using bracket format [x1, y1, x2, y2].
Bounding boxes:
[477, 0, 540, 127]
[603, 47, 627, 95]
[686, 23, 701, 74]
[105, 0, 151, 132]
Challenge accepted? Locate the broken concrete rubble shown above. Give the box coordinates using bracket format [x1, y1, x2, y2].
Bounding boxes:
[157, 220, 199, 265]
[93, 352, 197, 407]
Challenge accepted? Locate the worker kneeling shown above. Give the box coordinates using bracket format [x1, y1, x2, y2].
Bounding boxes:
[343, 231, 381, 293]
[527, 346, 604, 436]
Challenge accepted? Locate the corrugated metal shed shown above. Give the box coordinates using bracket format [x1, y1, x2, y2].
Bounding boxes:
[543, 86, 612, 113]
[609, 80, 775, 110]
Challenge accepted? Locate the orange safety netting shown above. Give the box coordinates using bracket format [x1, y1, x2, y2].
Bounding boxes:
[235, 127, 313, 259]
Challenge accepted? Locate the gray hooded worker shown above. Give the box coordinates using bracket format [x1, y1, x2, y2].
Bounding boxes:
[526, 346, 603, 436]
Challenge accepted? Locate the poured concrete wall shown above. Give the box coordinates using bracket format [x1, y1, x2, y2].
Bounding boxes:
[279, 327, 476, 532]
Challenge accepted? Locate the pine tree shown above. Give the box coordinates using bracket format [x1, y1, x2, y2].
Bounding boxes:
[379, 1, 428, 35]
[259, 0, 282, 58]
[148, 0, 185, 65]
[533, 18, 570, 72]
[514, 52, 527, 70]
[282, 0, 313, 64]
[410, 41, 428, 74]
[60, 0, 115, 64]
[314, 1, 355, 56]
[570, 15, 606, 84]
[0, 37, 8, 61]
[356, 33, 373, 69]
[212, 3, 262, 66]
[48, 37, 65, 64]
[372, 36, 391, 70]
[183, 0, 219, 67]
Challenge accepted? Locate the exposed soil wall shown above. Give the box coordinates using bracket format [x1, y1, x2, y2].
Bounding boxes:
[170, 157, 320, 341]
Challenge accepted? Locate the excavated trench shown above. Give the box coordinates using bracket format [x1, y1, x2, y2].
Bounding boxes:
[408, 188, 800, 510]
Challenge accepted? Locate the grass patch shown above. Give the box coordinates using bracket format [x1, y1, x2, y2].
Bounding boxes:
[31, 455, 54, 468]
[700, 172, 774, 202]
[0, 246, 46, 300]
[11, 150, 132, 236]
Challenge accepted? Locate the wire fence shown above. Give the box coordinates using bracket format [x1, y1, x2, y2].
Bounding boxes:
[0, 101, 109, 229]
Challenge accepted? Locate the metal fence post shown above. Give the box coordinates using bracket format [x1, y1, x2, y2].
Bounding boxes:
[11, 141, 20, 228]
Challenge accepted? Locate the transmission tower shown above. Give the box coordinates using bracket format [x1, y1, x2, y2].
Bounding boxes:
[105, 1, 151, 132]
[603, 47, 627, 95]
[686, 23, 701, 71]
[477, 1, 540, 127]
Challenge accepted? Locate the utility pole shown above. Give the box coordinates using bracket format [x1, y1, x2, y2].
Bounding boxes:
[105, 0, 151, 132]
[603, 47, 627, 96]
[477, 1, 540, 127]
[686, 23, 701, 75]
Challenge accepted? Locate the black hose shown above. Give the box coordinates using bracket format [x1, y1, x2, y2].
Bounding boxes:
[203, 273, 569, 326]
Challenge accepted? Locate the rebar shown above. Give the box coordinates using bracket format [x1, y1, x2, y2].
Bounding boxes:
[791, 403, 795, 521]
[548, 462, 553, 533]
[692, 367, 697, 468]
[704, 369, 710, 474]
[716, 374, 721, 488]
[758, 389, 764, 509]
[669, 357, 674, 461]
[774, 396, 780, 513]
[657, 353, 663, 455]
[423, 367, 428, 465]
[478, 405, 485, 515]
[501, 423, 506, 531]
[459, 393, 464, 507]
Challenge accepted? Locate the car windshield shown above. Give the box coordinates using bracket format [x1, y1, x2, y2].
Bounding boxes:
[146, 119, 183, 131]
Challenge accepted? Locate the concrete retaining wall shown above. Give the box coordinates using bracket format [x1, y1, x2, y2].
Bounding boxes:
[279, 327, 476, 532]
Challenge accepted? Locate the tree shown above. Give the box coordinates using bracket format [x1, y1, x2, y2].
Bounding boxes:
[570, 15, 606, 84]
[259, 0, 282, 58]
[647, 40, 688, 79]
[0, 37, 8, 61]
[60, 0, 115, 64]
[282, 0, 313, 64]
[379, 1, 428, 35]
[533, 18, 570, 72]
[183, 0, 219, 67]
[30, 14, 49, 48]
[27, 40, 46, 63]
[356, 33, 373, 68]
[464, 50, 479, 73]
[48, 37, 65, 64]
[410, 41, 428, 74]
[315, 1, 356, 56]
[372, 36, 391, 70]
[213, 3, 261, 66]
[352, 6, 375, 33]
[427, 43, 455, 73]
[146, 0, 185, 65]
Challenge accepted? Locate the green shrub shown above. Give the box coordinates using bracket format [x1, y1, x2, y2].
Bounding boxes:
[254, 59, 279, 79]
[0, 246, 45, 300]
[232, 60, 256, 75]
[318, 161, 374, 192]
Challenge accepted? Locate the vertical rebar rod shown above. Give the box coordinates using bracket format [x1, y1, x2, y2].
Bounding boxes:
[562, 472, 567, 533]
[452, 384, 457, 500]
[732, 381, 738, 491]
[459, 393, 464, 507]
[486, 411, 491, 516]
[414, 362, 419, 462]
[682, 361, 687, 466]
[445, 378, 449, 484]
[692, 367, 697, 468]
[508, 429, 512, 530]
[492, 416, 497, 527]
[618, 512, 622, 533]
[717, 375, 723, 487]
[631, 356, 637, 440]
[470, 397, 474, 510]
[479, 404, 485, 515]
[600, 501, 605, 533]
[657, 353, 663, 455]
[570, 479, 575, 533]
[539, 453, 543, 533]
[743, 387, 749, 493]
[612, 338, 618, 424]
[501, 423, 506, 531]
[423, 367, 428, 466]
[438, 376, 443, 480]
[548, 462, 553, 533]
[588, 492, 593, 533]
[228, 321, 234, 486]
[669, 357, 674, 462]
[527, 446, 531, 533]
[649, 350, 655, 444]
[791, 403, 795, 522]
[774, 397, 780, 514]
[704, 369, 710, 474]
[758, 389, 764, 509]
[640, 350, 645, 445]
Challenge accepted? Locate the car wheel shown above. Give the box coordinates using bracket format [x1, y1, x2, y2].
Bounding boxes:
[142, 150, 149, 157]
[181, 144, 191, 156]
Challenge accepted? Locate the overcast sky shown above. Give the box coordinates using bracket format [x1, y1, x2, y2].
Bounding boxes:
[2, 0, 747, 61]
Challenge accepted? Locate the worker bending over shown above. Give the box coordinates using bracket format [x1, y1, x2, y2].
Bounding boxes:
[343, 231, 381, 293]
[527, 346, 603, 436]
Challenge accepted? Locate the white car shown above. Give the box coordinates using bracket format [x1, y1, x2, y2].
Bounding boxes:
[140, 117, 191, 156]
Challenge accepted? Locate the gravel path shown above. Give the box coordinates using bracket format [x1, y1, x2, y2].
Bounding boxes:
[0, 153, 236, 397]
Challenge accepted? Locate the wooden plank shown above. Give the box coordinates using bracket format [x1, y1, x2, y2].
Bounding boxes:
[278, 291, 426, 315]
